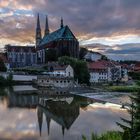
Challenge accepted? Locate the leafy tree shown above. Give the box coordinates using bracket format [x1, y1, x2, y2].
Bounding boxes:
[79, 47, 88, 60]
[58, 56, 90, 85]
[101, 55, 108, 60]
[117, 90, 140, 140]
[0, 76, 6, 86]
[129, 72, 140, 80]
[0, 58, 7, 72]
[6, 73, 13, 85]
[45, 48, 58, 62]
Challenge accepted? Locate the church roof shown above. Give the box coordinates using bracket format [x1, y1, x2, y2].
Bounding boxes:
[40, 25, 77, 47]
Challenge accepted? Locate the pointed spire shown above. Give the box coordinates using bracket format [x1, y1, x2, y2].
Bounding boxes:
[60, 17, 64, 28]
[44, 15, 50, 36]
[36, 13, 42, 48]
[46, 116, 51, 135]
[62, 126, 65, 136]
[37, 13, 41, 29]
[37, 107, 43, 136]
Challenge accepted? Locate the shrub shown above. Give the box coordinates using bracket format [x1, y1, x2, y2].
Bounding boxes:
[82, 131, 122, 140]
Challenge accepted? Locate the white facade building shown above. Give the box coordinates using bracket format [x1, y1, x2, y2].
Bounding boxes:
[36, 64, 75, 88]
[84, 51, 102, 61]
[88, 60, 127, 84]
[47, 63, 74, 78]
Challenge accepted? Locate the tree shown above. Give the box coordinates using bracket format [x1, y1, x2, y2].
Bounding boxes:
[45, 48, 58, 62]
[79, 47, 88, 60]
[117, 90, 140, 140]
[58, 56, 90, 85]
[0, 58, 7, 72]
[101, 55, 108, 60]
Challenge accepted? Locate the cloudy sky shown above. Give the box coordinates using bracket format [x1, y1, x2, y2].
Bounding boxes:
[0, 0, 140, 60]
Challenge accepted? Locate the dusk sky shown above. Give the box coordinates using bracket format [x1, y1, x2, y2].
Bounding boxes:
[0, 0, 140, 60]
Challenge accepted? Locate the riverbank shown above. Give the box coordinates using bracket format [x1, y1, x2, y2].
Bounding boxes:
[106, 85, 140, 92]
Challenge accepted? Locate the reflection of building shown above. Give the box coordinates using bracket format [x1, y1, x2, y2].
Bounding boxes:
[37, 75, 74, 88]
[37, 96, 80, 136]
[6, 93, 39, 108]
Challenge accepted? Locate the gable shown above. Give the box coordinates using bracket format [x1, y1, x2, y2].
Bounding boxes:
[62, 26, 76, 39]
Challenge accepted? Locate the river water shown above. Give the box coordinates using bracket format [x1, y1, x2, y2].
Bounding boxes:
[0, 85, 130, 140]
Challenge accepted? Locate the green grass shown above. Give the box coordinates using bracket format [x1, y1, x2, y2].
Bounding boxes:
[82, 131, 122, 140]
[107, 85, 140, 92]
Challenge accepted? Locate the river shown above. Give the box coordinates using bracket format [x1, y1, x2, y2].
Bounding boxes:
[0, 85, 130, 140]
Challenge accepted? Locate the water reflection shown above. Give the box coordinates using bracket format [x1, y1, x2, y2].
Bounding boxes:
[0, 86, 129, 140]
[37, 96, 80, 136]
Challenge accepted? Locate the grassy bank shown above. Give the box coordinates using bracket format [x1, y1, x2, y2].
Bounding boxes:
[106, 85, 140, 92]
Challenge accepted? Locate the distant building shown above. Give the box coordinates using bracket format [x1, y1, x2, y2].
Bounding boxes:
[88, 60, 127, 83]
[133, 62, 140, 72]
[5, 45, 37, 68]
[121, 64, 129, 82]
[84, 51, 103, 61]
[36, 64, 75, 88]
[4, 14, 79, 68]
[47, 62, 74, 77]
[36, 14, 79, 64]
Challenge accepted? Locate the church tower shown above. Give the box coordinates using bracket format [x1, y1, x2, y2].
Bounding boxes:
[36, 13, 42, 48]
[60, 17, 64, 28]
[44, 15, 50, 36]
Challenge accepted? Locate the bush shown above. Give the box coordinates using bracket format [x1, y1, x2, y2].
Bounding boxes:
[0, 74, 14, 86]
[58, 56, 90, 85]
[129, 72, 140, 80]
[108, 86, 140, 92]
[0, 58, 7, 72]
[136, 81, 140, 86]
[82, 131, 122, 140]
[0, 76, 7, 86]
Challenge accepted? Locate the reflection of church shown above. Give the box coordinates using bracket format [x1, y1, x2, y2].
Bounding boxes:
[37, 96, 80, 136]
[5, 90, 39, 108]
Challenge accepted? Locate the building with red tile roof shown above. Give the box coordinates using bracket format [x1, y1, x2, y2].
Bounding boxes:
[88, 60, 128, 83]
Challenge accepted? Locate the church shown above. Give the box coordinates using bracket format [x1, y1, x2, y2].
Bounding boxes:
[36, 14, 79, 64]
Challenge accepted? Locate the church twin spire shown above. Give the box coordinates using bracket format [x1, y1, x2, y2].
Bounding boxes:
[45, 15, 50, 36]
[36, 13, 64, 48]
[36, 13, 42, 48]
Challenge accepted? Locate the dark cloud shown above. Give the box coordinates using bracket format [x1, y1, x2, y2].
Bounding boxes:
[0, 0, 140, 60]
[14, 0, 140, 36]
